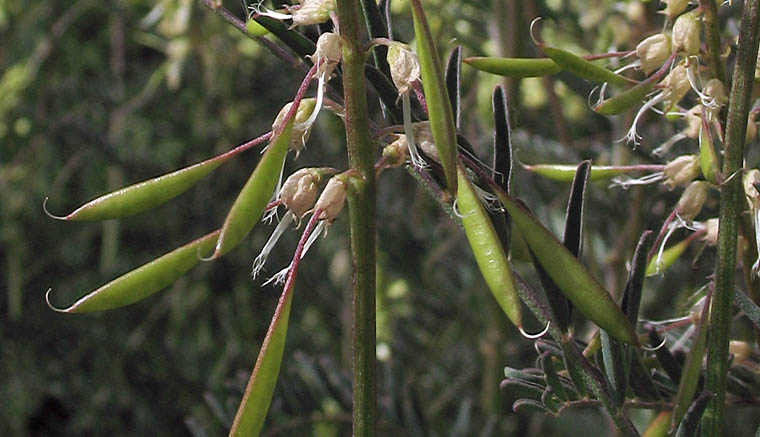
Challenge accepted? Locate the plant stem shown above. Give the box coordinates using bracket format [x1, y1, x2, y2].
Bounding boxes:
[702, 1, 760, 435]
[700, 0, 726, 83]
[336, 0, 377, 435]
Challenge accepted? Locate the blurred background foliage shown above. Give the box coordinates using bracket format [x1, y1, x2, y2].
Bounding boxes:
[2, 0, 759, 435]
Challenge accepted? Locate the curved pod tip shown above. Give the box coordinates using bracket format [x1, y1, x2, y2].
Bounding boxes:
[45, 288, 71, 313]
[43, 197, 69, 221]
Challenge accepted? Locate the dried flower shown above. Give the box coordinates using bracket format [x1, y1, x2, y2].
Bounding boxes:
[664, 155, 701, 188]
[382, 135, 409, 168]
[280, 168, 321, 218]
[310, 32, 342, 78]
[314, 177, 347, 222]
[678, 181, 710, 222]
[387, 42, 420, 96]
[672, 10, 701, 56]
[729, 340, 753, 366]
[272, 98, 317, 153]
[703, 218, 719, 246]
[637, 33, 672, 73]
[662, 64, 690, 111]
[661, 0, 689, 19]
[291, 0, 335, 27]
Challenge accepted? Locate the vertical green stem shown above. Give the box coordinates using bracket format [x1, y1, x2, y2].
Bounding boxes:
[700, 0, 726, 83]
[702, 1, 760, 435]
[336, 0, 377, 435]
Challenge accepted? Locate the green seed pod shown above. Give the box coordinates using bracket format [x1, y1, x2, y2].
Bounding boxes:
[646, 238, 690, 276]
[462, 57, 562, 78]
[479, 173, 638, 345]
[47, 153, 233, 221]
[540, 45, 631, 86]
[523, 163, 661, 182]
[212, 117, 294, 258]
[699, 120, 720, 184]
[47, 230, 220, 313]
[246, 19, 269, 37]
[456, 166, 522, 328]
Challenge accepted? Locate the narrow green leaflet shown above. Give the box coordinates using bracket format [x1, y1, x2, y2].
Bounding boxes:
[229, 286, 294, 437]
[410, 0, 458, 192]
[50, 154, 232, 221]
[481, 175, 638, 345]
[212, 119, 294, 258]
[47, 230, 220, 313]
[456, 166, 521, 327]
[670, 294, 711, 433]
[463, 57, 562, 78]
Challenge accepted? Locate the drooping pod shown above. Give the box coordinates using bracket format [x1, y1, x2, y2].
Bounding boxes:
[455, 165, 522, 328]
[47, 154, 235, 221]
[211, 117, 295, 258]
[47, 230, 220, 313]
[463, 57, 562, 78]
[523, 163, 665, 182]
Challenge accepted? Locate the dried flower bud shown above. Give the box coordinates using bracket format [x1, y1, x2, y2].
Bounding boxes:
[678, 181, 709, 222]
[703, 79, 727, 107]
[387, 42, 420, 95]
[310, 32, 342, 77]
[662, 64, 690, 110]
[291, 0, 335, 27]
[661, 0, 689, 19]
[683, 105, 703, 139]
[743, 169, 760, 208]
[729, 340, 752, 366]
[412, 122, 439, 163]
[748, 112, 758, 144]
[280, 168, 320, 218]
[664, 155, 701, 188]
[272, 98, 317, 152]
[672, 10, 701, 56]
[314, 177, 347, 222]
[637, 33, 672, 73]
[382, 135, 409, 168]
[703, 218, 719, 246]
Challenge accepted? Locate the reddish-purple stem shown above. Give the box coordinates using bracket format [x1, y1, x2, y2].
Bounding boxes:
[411, 81, 428, 115]
[218, 132, 273, 160]
[647, 206, 681, 263]
[283, 209, 323, 292]
[274, 63, 319, 137]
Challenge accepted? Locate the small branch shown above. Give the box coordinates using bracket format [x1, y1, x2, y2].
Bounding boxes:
[700, 0, 726, 83]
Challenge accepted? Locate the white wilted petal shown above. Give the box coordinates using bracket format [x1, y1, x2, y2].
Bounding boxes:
[703, 218, 719, 246]
[412, 122, 440, 163]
